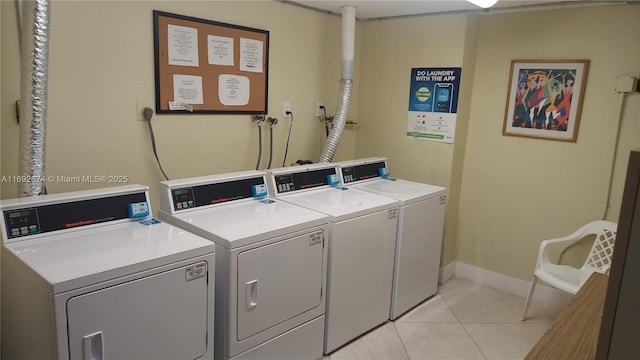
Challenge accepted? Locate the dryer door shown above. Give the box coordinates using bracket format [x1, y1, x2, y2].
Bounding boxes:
[236, 230, 324, 341]
[66, 261, 210, 359]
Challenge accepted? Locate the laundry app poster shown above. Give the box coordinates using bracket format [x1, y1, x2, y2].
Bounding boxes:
[407, 67, 461, 143]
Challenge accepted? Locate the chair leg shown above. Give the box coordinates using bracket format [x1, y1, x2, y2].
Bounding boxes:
[521, 276, 538, 321]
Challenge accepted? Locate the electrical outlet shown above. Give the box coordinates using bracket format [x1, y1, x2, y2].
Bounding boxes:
[283, 101, 291, 118]
[316, 102, 325, 117]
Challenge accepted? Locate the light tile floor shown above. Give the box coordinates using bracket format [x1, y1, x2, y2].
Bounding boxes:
[323, 277, 561, 360]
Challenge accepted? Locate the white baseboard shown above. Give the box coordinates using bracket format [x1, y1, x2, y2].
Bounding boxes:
[439, 261, 456, 285]
[444, 261, 572, 309]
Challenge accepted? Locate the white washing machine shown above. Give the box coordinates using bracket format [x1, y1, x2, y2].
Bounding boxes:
[157, 170, 329, 360]
[335, 157, 447, 320]
[266, 163, 399, 354]
[1, 185, 215, 359]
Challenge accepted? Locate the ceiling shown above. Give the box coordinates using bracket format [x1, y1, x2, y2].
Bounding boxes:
[277, 0, 626, 20]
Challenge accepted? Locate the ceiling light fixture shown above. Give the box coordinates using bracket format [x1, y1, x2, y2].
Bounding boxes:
[467, 0, 498, 8]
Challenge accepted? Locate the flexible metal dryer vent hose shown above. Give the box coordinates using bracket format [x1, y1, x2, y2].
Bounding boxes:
[18, 0, 50, 197]
[319, 5, 356, 163]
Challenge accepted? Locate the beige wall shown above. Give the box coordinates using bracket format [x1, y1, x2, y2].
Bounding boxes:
[457, 5, 640, 280]
[2, 1, 639, 285]
[1, 1, 355, 210]
[0, 0, 3, 349]
[446, 16, 479, 268]
[353, 4, 639, 279]
[355, 14, 473, 267]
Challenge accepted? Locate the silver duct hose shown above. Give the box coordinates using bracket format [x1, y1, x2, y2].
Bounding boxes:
[319, 5, 356, 163]
[319, 79, 352, 162]
[18, 0, 50, 197]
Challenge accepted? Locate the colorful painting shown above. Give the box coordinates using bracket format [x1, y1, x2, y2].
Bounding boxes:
[503, 60, 589, 141]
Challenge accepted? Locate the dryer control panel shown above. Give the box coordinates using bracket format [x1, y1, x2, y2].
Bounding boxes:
[2, 191, 148, 240]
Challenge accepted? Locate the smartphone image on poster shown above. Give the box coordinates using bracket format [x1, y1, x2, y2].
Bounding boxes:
[433, 83, 454, 113]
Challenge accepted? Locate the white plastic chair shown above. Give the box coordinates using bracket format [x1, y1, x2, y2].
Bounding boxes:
[521, 220, 617, 321]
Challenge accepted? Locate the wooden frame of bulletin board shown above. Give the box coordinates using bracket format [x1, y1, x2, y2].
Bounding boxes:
[153, 10, 269, 114]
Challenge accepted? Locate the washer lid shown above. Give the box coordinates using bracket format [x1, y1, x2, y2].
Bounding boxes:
[280, 187, 398, 222]
[165, 198, 328, 249]
[352, 179, 446, 204]
[3, 220, 214, 293]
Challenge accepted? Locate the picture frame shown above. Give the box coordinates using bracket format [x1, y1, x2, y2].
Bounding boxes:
[503, 59, 589, 142]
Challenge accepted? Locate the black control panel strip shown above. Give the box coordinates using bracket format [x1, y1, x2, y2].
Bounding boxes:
[3, 192, 147, 239]
[171, 176, 265, 211]
[274, 167, 337, 194]
[341, 161, 386, 183]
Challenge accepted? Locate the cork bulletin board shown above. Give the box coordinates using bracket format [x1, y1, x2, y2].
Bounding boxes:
[153, 10, 269, 114]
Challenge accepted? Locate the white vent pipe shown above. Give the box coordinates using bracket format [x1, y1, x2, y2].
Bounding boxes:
[319, 5, 355, 163]
[18, 0, 50, 197]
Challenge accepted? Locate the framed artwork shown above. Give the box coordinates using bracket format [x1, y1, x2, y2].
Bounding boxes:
[503, 59, 589, 141]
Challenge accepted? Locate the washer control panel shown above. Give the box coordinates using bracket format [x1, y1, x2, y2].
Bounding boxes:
[170, 176, 266, 211]
[273, 167, 338, 194]
[340, 160, 387, 183]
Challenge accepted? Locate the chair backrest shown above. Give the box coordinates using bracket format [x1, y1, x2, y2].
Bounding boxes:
[581, 220, 617, 273]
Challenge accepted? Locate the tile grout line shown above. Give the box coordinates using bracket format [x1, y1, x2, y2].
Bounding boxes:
[391, 320, 412, 360]
[460, 323, 489, 360]
[441, 291, 490, 360]
[329, 279, 554, 360]
[441, 280, 556, 359]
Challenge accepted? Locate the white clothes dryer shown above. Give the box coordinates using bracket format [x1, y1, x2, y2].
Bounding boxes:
[1, 185, 215, 360]
[158, 170, 329, 360]
[336, 157, 447, 320]
[266, 163, 399, 354]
